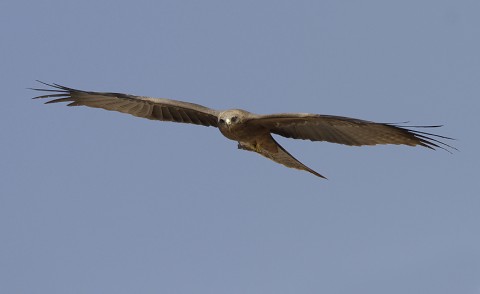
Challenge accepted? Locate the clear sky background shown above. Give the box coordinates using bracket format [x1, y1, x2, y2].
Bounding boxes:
[1, 1, 479, 293]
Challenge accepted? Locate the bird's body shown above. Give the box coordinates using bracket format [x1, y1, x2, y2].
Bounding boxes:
[32, 82, 455, 179]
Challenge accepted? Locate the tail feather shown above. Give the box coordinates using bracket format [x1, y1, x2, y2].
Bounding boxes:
[238, 136, 326, 179]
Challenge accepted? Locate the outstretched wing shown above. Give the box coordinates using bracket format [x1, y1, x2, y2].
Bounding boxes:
[31, 81, 220, 127]
[247, 113, 456, 152]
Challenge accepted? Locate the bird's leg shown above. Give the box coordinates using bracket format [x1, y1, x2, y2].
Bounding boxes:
[238, 140, 277, 154]
[237, 142, 255, 151]
[238, 142, 265, 153]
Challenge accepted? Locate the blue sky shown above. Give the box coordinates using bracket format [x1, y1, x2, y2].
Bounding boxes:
[1, 1, 479, 293]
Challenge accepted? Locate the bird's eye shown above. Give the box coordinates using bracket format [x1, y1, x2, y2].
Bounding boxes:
[219, 118, 225, 124]
[231, 116, 238, 122]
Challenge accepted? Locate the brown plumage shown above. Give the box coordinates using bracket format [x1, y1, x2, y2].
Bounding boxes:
[32, 81, 455, 179]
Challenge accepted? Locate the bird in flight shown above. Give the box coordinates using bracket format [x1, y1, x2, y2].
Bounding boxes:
[32, 81, 455, 179]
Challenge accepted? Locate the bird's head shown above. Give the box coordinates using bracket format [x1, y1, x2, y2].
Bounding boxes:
[218, 109, 248, 128]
